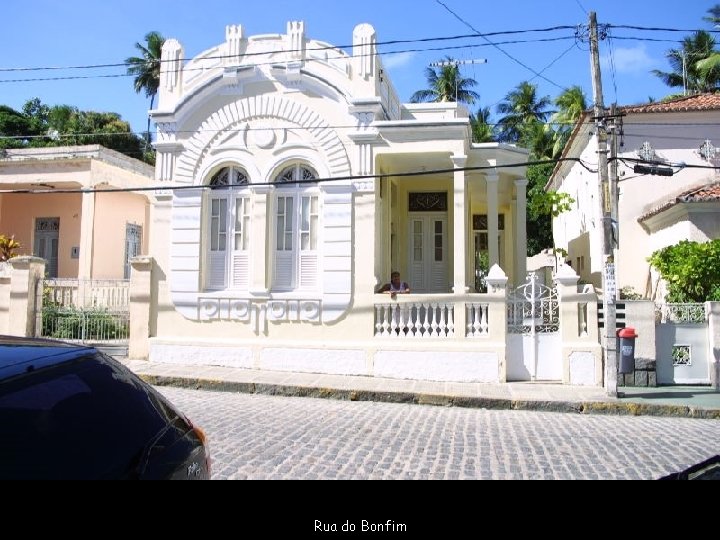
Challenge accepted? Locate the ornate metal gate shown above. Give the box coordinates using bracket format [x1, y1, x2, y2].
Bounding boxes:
[506, 273, 561, 381]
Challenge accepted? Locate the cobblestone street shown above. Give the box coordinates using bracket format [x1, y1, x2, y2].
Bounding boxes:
[158, 386, 720, 480]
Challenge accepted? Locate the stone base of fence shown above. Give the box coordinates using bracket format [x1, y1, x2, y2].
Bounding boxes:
[619, 357, 657, 387]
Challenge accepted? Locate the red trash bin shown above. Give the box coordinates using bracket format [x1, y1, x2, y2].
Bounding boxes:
[617, 327, 638, 374]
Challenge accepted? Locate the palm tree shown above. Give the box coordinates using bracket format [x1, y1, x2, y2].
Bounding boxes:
[651, 31, 720, 94]
[549, 85, 587, 158]
[495, 81, 551, 144]
[470, 105, 494, 143]
[703, 4, 720, 25]
[126, 31, 165, 149]
[410, 57, 480, 106]
[521, 120, 555, 160]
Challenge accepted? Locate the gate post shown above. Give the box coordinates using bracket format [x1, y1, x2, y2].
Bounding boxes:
[707, 302, 720, 390]
[556, 263, 602, 385]
[0, 263, 10, 334]
[485, 264, 508, 382]
[129, 256, 155, 359]
[7, 257, 46, 337]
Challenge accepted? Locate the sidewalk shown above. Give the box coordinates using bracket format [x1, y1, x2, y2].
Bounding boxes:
[122, 359, 720, 419]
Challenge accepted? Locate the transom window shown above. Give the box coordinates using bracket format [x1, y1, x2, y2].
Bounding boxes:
[275, 164, 319, 184]
[210, 166, 249, 188]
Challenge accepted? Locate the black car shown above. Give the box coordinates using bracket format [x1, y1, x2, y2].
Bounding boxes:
[0, 336, 210, 480]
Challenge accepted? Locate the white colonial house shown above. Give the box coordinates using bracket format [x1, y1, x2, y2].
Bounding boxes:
[129, 21, 601, 384]
[548, 94, 720, 299]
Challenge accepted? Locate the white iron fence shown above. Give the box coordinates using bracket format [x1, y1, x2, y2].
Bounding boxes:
[40, 279, 130, 345]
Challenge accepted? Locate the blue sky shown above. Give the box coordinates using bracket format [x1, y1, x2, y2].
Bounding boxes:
[1, 0, 717, 135]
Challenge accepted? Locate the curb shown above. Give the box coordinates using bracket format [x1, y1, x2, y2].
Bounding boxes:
[141, 374, 720, 419]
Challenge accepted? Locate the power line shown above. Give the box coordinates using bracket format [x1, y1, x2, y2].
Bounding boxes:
[0, 156, 601, 195]
[0, 36, 578, 85]
[434, 0, 569, 91]
[0, 26, 577, 73]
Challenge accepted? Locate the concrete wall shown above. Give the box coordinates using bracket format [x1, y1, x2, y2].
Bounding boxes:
[620, 300, 657, 387]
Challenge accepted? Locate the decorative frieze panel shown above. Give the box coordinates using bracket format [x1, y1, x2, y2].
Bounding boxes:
[197, 297, 321, 323]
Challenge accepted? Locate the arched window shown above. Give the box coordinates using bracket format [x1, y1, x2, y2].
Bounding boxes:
[210, 166, 249, 188]
[275, 164, 319, 184]
[272, 163, 320, 291]
[206, 166, 251, 290]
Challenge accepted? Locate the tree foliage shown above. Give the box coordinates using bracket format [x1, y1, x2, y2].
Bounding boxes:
[469, 105, 495, 143]
[410, 57, 480, 106]
[496, 81, 551, 144]
[648, 239, 720, 302]
[126, 31, 165, 149]
[652, 31, 720, 93]
[0, 98, 151, 163]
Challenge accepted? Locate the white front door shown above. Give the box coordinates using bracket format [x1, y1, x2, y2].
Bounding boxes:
[408, 214, 448, 293]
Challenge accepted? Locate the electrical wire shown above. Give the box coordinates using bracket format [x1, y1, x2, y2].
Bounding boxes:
[434, 0, 568, 91]
[0, 156, 599, 195]
[0, 27, 578, 73]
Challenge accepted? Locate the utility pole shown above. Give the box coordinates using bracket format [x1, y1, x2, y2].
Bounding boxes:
[589, 11, 617, 397]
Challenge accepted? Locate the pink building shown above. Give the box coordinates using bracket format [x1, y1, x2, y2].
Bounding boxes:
[0, 145, 155, 279]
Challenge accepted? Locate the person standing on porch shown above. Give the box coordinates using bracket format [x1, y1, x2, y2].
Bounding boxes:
[377, 271, 410, 299]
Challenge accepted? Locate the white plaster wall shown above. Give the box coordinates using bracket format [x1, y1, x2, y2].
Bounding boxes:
[374, 350, 499, 383]
[569, 351, 596, 385]
[151, 343, 254, 368]
[260, 347, 366, 375]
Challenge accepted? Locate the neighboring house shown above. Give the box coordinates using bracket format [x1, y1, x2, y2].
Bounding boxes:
[547, 94, 720, 299]
[0, 145, 155, 279]
[138, 21, 600, 384]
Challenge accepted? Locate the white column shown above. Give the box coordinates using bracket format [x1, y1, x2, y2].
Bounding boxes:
[79, 191, 96, 280]
[514, 178, 528, 285]
[486, 173, 499, 268]
[451, 155, 468, 294]
[249, 185, 273, 296]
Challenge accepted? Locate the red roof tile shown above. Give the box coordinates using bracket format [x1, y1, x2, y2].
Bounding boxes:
[638, 181, 720, 222]
[621, 93, 720, 114]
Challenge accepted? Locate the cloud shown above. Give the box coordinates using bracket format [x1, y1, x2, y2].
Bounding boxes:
[601, 45, 657, 74]
[380, 51, 416, 69]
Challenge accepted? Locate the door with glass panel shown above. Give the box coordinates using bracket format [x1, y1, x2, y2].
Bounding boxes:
[408, 214, 448, 293]
[34, 217, 59, 278]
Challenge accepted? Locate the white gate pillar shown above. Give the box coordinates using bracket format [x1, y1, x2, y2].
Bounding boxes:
[708, 301, 720, 390]
[485, 264, 508, 382]
[8, 257, 46, 337]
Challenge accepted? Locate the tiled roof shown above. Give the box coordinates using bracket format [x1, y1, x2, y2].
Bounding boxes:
[638, 181, 720, 222]
[621, 93, 720, 114]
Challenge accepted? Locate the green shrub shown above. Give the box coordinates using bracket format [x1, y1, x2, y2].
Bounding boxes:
[42, 304, 128, 341]
[648, 239, 720, 302]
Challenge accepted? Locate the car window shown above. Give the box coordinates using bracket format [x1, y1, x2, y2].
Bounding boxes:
[0, 353, 173, 480]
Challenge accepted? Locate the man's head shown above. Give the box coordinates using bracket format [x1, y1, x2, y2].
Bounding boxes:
[390, 271, 400, 286]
